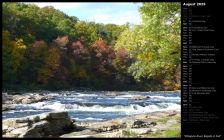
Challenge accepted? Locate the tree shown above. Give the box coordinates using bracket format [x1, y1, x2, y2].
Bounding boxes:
[95, 23, 128, 46]
[3, 30, 26, 89]
[70, 38, 89, 60]
[20, 40, 48, 88]
[73, 21, 98, 47]
[112, 48, 131, 74]
[37, 47, 61, 86]
[53, 35, 69, 48]
[91, 38, 115, 75]
[115, 3, 181, 90]
[3, 2, 181, 91]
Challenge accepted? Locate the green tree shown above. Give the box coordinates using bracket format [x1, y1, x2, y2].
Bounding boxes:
[73, 21, 98, 46]
[2, 30, 26, 89]
[115, 3, 181, 90]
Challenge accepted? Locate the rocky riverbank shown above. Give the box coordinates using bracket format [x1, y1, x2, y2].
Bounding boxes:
[61, 110, 181, 138]
[2, 110, 180, 138]
[2, 91, 180, 138]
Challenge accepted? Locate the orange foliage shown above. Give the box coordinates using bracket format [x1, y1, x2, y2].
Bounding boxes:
[53, 35, 69, 47]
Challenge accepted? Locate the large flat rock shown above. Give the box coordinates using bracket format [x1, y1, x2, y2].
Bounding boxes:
[2, 111, 75, 138]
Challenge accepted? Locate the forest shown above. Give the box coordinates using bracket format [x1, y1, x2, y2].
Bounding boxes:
[2, 3, 181, 91]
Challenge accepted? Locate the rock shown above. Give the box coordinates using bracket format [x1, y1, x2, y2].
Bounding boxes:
[11, 127, 29, 135]
[11, 94, 52, 104]
[94, 121, 126, 132]
[94, 129, 123, 138]
[46, 95, 55, 100]
[3, 125, 9, 135]
[12, 95, 25, 104]
[168, 111, 177, 117]
[61, 134, 93, 138]
[2, 111, 75, 138]
[131, 95, 150, 100]
[20, 121, 49, 138]
[47, 112, 69, 120]
[21, 98, 34, 104]
[132, 120, 145, 128]
[60, 129, 96, 138]
[2, 104, 16, 111]
[21, 95, 45, 104]
[3, 100, 14, 104]
[3, 93, 55, 107]
[103, 124, 121, 132]
[34, 95, 46, 101]
[30, 116, 41, 123]
[60, 110, 180, 138]
[131, 120, 156, 128]
[3, 132, 18, 138]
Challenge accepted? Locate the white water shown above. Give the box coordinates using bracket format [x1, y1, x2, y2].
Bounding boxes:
[3, 91, 181, 121]
[16, 102, 180, 114]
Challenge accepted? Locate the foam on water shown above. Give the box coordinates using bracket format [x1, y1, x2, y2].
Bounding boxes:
[3, 91, 181, 121]
[149, 95, 180, 100]
[18, 101, 180, 115]
[76, 93, 98, 97]
[74, 117, 105, 121]
[116, 94, 135, 98]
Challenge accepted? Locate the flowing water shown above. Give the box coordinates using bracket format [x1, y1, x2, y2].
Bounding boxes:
[2, 91, 181, 121]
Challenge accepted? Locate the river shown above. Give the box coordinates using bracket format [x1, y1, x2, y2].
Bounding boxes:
[2, 91, 181, 121]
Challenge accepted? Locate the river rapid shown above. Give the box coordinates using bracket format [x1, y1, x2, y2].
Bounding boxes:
[2, 91, 181, 121]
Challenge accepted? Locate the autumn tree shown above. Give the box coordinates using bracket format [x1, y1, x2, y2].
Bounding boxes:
[73, 21, 98, 47]
[53, 35, 69, 49]
[37, 47, 61, 86]
[2, 2, 181, 91]
[66, 36, 91, 86]
[91, 38, 115, 75]
[3, 30, 26, 89]
[112, 48, 131, 74]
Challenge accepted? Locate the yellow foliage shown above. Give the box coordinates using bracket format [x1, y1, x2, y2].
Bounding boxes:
[163, 80, 172, 86]
[15, 38, 26, 49]
[137, 52, 154, 61]
[147, 52, 154, 61]
[3, 31, 26, 73]
[174, 83, 181, 90]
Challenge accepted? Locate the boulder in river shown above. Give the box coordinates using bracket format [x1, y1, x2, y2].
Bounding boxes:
[131, 95, 150, 100]
[2, 111, 75, 138]
[10, 94, 54, 104]
[2, 104, 16, 111]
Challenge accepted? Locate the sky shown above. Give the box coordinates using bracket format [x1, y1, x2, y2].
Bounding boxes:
[27, 2, 142, 25]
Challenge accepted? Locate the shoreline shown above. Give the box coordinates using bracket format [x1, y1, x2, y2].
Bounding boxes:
[2, 91, 180, 138]
[3, 110, 180, 138]
[3, 90, 181, 95]
[65, 110, 180, 138]
[64, 110, 181, 138]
